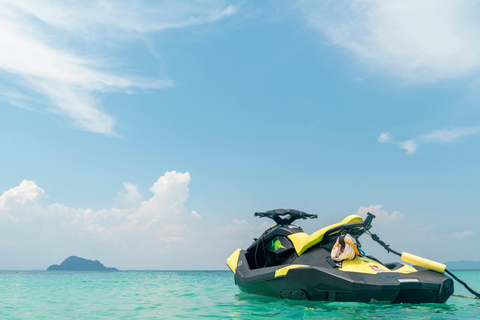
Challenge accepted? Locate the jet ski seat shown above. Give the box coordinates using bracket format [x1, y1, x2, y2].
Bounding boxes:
[288, 215, 364, 255]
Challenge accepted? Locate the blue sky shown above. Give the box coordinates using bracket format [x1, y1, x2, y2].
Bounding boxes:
[1, 0, 480, 269]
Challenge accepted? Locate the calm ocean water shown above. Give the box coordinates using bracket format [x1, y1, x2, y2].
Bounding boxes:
[0, 270, 479, 319]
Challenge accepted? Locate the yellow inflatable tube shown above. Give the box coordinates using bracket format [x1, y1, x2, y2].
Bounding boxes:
[401, 252, 446, 274]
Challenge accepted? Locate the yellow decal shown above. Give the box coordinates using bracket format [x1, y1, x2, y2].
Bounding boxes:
[340, 256, 390, 274]
[274, 264, 310, 277]
[287, 232, 309, 255]
[226, 249, 242, 274]
[394, 264, 417, 274]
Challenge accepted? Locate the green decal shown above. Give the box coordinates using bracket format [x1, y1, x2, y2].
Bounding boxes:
[272, 237, 286, 251]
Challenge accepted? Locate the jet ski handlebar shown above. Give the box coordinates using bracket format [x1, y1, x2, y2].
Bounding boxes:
[254, 209, 317, 225]
[254, 209, 376, 230]
[363, 212, 375, 230]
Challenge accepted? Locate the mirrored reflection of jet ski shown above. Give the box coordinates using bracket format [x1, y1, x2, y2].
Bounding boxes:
[226, 209, 454, 303]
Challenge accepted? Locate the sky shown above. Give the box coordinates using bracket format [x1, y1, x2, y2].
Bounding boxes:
[1, 0, 480, 270]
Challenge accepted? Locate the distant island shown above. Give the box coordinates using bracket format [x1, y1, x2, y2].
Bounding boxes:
[47, 256, 118, 271]
[445, 260, 480, 270]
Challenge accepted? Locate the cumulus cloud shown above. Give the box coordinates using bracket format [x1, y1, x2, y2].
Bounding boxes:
[0, 172, 261, 270]
[0, 0, 235, 134]
[356, 204, 404, 223]
[298, 0, 480, 82]
[378, 127, 480, 154]
[0, 180, 46, 222]
[0, 180, 44, 209]
[0, 171, 202, 269]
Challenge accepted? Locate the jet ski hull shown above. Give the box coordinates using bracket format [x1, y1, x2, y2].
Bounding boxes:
[228, 211, 455, 303]
[232, 250, 454, 303]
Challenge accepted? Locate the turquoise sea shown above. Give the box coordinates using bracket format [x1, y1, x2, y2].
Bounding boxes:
[0, 270, 479, 319]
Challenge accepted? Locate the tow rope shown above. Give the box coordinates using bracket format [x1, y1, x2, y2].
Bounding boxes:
[331, 234, 360, 261]
[367, 231, 480, 300]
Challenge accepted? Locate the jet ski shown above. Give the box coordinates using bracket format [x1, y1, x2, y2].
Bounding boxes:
[226, 209, 454, 303]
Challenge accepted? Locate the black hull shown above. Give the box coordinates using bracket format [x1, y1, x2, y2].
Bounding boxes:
[228, 212, 455, 304]
[233, 250, 454, 303]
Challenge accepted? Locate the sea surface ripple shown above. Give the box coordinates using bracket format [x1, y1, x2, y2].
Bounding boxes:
[0, 270, 479, 319]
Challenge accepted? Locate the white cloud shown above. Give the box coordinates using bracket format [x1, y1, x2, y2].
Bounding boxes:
[118, 183, 142, 203]
[298, 0, 480, 82]
[0, 171, 201, 269]
[398, 140, 418, 154]
[378, 126, 480, 154]
[190, 210, 201, 220]
[377, 132, 391, 143]
[0, 0, 235, 134]
[453, 230, 474, 239]
[0, 180, 45, 222]
[136, 171, 191, 223]
[159, 236, 186, 243]
[356, 204, 404, 223]
[0, 172, 261, 270]
[0, 180, 44, 209]
[8, 0, 235, 35]
[218, 219, 251, 235]
[348, 206, 480, 263]
[419, 127, 480, 144]
[233, 219, 248, 225]
[258, 221, 271, 230]
[219, 219, 251, 234]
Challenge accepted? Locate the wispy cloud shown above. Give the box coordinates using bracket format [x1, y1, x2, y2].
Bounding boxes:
[298, 0, 480, 82]
[0, 0, 235, 135]
[452, 230, 473, 239]
[378, 127, 480, 154]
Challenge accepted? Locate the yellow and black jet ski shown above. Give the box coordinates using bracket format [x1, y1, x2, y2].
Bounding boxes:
[227, 209, 454, 303]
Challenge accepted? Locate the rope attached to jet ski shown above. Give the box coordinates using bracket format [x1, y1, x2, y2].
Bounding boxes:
[331, 234, 360, 261]
[445, 270, 480, 299]
[367, 232, 402, 257]
[366, 230, 480, 300]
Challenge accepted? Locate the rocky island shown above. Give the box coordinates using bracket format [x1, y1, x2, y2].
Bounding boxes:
[47, 256, 118, 271]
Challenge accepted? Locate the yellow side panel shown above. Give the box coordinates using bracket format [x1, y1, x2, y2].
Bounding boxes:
[394, 264, 418, 274]
[287, 232, 309, 255]
[339, 256, 391, 274]
[226, 249, 242, 274]
[274, 264, 310, 277]
[299, 214, 364, 255]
